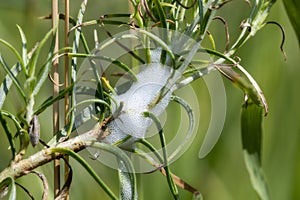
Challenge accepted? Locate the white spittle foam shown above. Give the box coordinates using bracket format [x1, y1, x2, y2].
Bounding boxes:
[103, 62, 174, 145]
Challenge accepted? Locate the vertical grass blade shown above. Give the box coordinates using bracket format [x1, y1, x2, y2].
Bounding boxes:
[241, 101, 270, 200]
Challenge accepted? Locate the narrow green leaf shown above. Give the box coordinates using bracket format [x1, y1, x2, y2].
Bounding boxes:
[128, 0, 143, 27]
[88, 142, 137, 199]
[0, 110, 25, 159]
[16, 25, 28, 66]
[0, 113, 16, 159]
[47, 104, 97, 147]
[88, 50, 105, 121]
[34, 85, 75, 115]
[27, 27, 56, 81]
[66, 99, 111, 118]
[153, 0, 168, 64]
[136, 29, 175, 62]
[168, 95, 195, 161]
[0, 63, 22, 109]
[34, 85, 97, 127]
[153, 0, 167, 28]
[68, 53, 138, 81]
[67, 0, 88, 136]
[0, 55, 26, 103]
[94, 32, 145, 65]
[143, 111, 179, 200]
[0, 38, 26, 76]
[241, 101, 270, 200]
[0, 110, 22, 130]
[69, 19, 130, 32]
[32, 31, 57, 96]
[138, 139, 164, 164]
[198, 0, 204, 27]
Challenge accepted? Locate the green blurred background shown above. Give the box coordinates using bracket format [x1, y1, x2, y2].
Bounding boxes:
[0, 0, 299, 199]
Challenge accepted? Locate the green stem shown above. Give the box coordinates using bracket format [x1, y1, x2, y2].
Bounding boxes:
[143, 111, 179, 200]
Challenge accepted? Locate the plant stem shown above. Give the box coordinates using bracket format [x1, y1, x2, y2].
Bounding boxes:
[51, 0, 60, 197]
[0, 125, 101, 195]
[64, 0, 70, 199]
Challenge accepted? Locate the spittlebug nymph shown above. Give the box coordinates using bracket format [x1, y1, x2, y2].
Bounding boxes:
[28, 115, 40, 147]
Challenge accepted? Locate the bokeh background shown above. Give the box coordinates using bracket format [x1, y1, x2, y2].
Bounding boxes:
[0, 0, 299, 199]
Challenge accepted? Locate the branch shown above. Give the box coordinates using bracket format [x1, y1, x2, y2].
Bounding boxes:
[0, 124, 102, 185]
